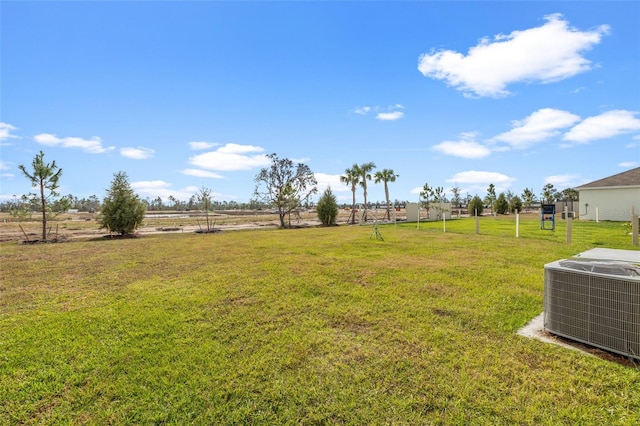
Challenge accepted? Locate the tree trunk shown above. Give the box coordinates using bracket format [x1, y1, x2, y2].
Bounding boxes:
[40, 177, 47, 241]
[350, 188, 356, 224]
[363, 186, 368, 222]
[278, 208, 286, 228]
[384, 184, 390, 221]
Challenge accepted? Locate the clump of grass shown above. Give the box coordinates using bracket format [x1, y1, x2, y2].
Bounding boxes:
[1, 218, 638, 424]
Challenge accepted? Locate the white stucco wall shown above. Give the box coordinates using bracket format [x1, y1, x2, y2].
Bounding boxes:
[578, 186, 640, 221]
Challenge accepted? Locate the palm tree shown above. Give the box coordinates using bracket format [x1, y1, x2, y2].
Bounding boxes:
[357, 162, 376, 222]
[340, 165, 360, 224]
[374, 169, 398, 221]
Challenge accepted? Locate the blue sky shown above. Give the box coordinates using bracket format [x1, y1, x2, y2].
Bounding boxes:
[1, 1, 639, 205]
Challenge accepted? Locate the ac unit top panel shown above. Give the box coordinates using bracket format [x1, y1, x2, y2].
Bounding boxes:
[575, 248, 640, 263]
[545, 259, 640, 280]
[558, 259, 640, 277]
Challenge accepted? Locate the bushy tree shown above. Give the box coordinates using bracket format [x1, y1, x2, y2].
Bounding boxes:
[316, 186, 339, 226]
[495, 193, 509, 214]
[541, 183, 558, 204]
[254, 153, 317, 228]
[468, 195, 484, 216]
[99, 171, 146, 235]
[510, 195, 523, 213]
[18, 150, 70, 241]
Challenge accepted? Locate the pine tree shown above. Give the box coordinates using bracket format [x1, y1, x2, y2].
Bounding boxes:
[317, 186, 339, 225]
[99, 171, 146, 235]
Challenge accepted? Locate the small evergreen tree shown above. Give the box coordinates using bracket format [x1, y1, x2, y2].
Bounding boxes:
[495, 193, 509, 214]
[317, 186, 339, 225]
[468, 195, 483, 216]
[99, 171, 146, 235]
[18, 150, 70, 241]
[510, 195, 523, 213]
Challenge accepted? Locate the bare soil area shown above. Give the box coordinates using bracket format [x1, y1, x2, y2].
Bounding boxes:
[0, 209, 399, 243]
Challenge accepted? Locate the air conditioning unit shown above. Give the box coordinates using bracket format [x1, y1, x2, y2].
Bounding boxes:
[544, 255, 640, 360]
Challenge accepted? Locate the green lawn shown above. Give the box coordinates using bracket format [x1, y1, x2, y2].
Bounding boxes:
[1, 217, 639, 424]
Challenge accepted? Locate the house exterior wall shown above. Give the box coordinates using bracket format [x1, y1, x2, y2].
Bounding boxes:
[578, 186, 640, 221]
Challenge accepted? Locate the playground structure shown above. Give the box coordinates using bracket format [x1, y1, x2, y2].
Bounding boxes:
[541, 204, 556, 231]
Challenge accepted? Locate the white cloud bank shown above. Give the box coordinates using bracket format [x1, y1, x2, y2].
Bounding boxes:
[34, 133, 114, 154]
[544, 174, 587, 189]
[120, 147, 155, 160]
[189, 143, 270, 171]
[314, 173, 351, 194]
[562, 110, 640, 144]
[131, 180, 202, 201]
[418, 14, 609, 98]
[491, 108, 581, 149]
[444, 170, 516, 194]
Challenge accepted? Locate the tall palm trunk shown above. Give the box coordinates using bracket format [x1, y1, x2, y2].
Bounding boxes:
[384, 184, 391, 221]
[350, 185, 357, 224]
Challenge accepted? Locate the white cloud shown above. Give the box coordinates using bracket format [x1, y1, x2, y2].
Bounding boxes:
[120, 147, 155, 160]
[34, 133, 114, 154]
[432, 132, 491, 159]
[354, 106, 372, 115]
[544, 174, 587, 189]
[131, 180, 204, 201]
[189, 141, 219, 150]
[189, 143, 270, 171]
[618, 161, 639, 168]
[291, 157, 312, 164]
[376, 111, 404, 121]
[315, 173, 351, 193]
[181, 168, 225, 179]
[491, 108, 580, 149]
[0, 122, 19, 143]
[563, 110, 640, 144]
[446, 170, 516, 194]
[354, 104, 405, 120]
[0, 160, 10, 170]
[418, 14, 609, 98]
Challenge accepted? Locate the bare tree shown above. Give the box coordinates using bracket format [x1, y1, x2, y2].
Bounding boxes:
[197, 187, 214, 232]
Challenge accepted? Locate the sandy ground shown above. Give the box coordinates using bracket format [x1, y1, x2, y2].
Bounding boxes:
[0, 219, 326, 243]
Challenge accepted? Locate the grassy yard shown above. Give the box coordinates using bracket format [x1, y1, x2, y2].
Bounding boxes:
[1, 217, 639, 424]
